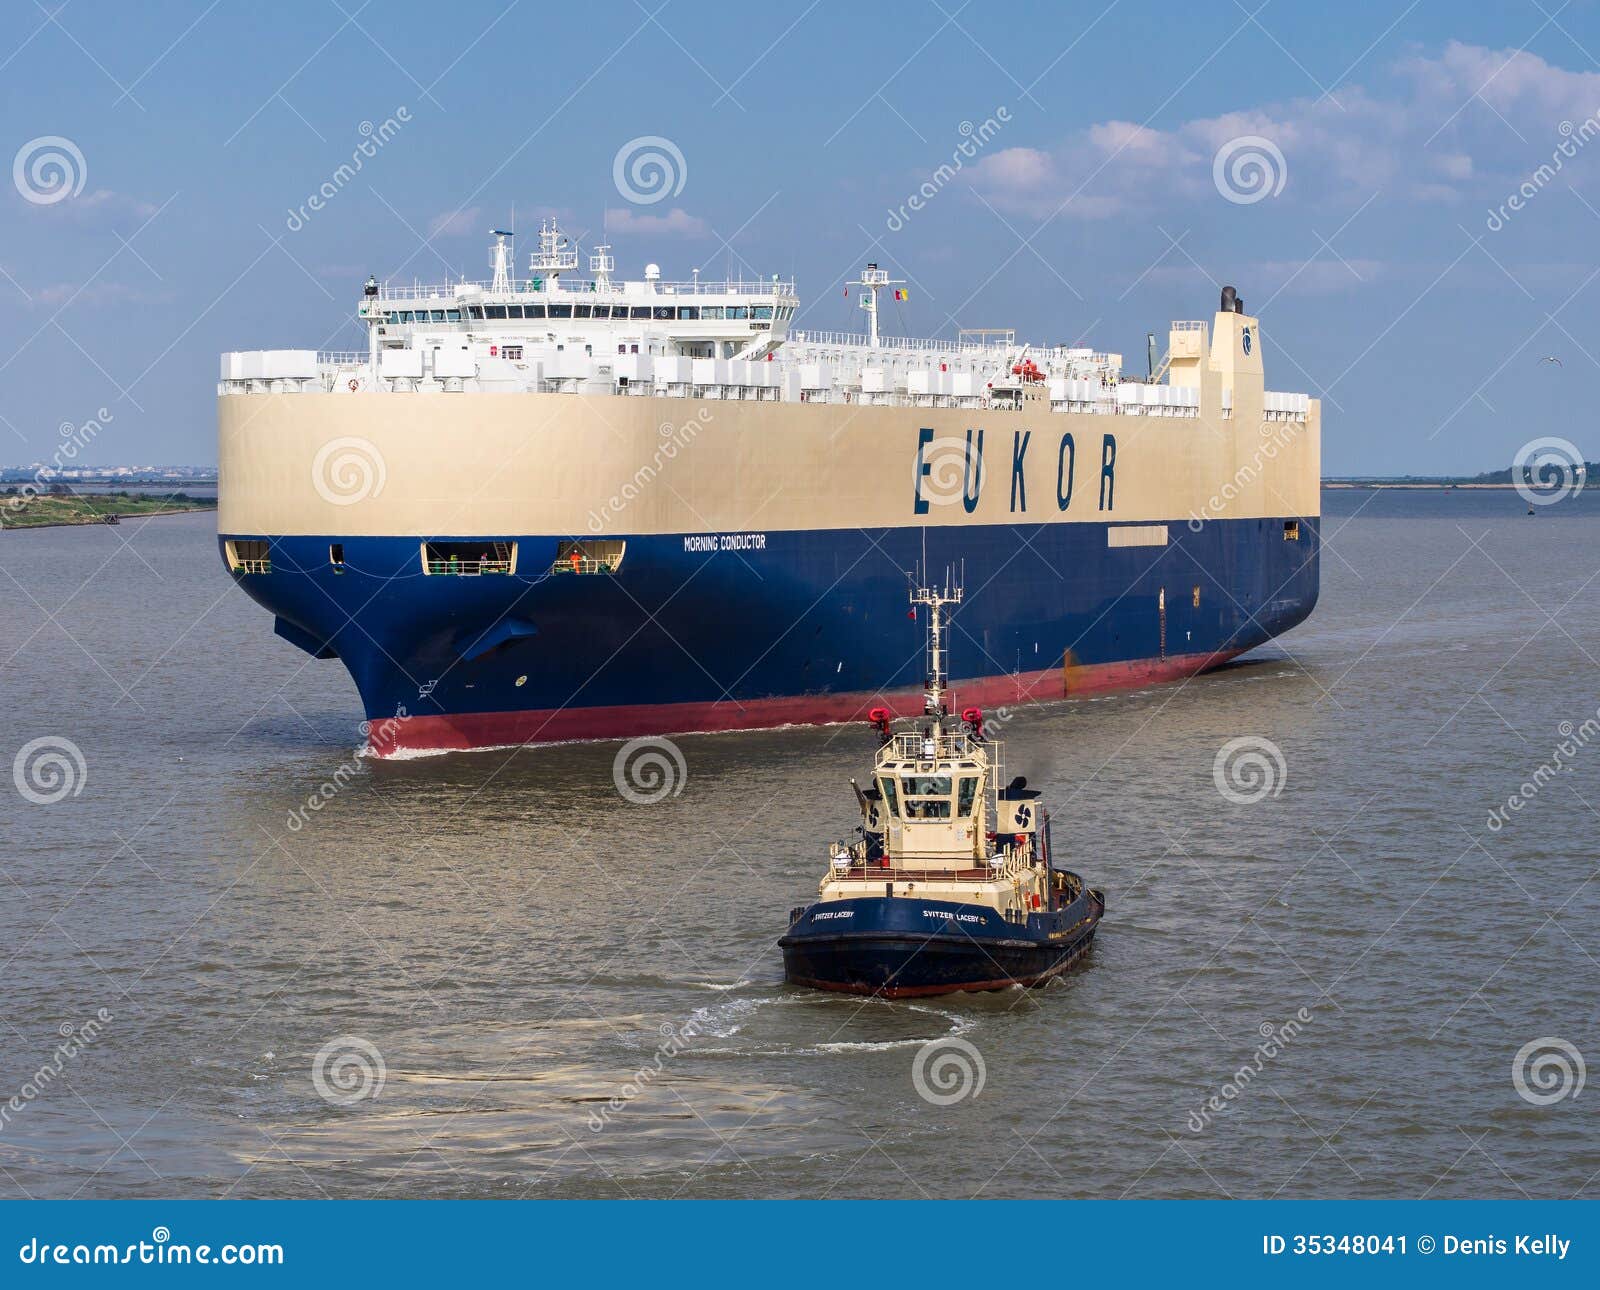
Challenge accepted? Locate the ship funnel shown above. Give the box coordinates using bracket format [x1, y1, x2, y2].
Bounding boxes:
[1219, 285, 1237, 313]
[1235, 295, 1245, 315]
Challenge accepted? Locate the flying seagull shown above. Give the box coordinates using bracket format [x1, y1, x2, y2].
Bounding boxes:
[1540, 355, 1563, 366]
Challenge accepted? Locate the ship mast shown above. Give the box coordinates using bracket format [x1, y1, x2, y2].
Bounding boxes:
[911, 576, 963, 721]
[528, 217, 578, 287]
[590, 243, 615, 292]
[856, 263, 904, 348]
[489, 229, 514, 294]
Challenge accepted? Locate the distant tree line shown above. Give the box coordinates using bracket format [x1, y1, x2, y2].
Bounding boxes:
[1468, 461, 1598, 485]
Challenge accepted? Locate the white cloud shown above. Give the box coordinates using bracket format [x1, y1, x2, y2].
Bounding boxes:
[427, 205, 483, 238]
[967, 42, 1600, 220]
[603, 206, 707, 236]
[16, 188, 161, 227]
[33, 280, 171, 307]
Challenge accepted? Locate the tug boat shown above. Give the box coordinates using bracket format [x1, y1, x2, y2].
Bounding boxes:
[780, 580, 1105, 998]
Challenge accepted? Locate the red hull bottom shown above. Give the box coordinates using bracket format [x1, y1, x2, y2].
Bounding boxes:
[367, 648, 1242, 757]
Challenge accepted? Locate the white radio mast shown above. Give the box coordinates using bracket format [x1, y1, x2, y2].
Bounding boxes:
[855, 262, 904, 348]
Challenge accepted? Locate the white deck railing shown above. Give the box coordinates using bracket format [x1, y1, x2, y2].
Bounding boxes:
[374, 277, 796, 303]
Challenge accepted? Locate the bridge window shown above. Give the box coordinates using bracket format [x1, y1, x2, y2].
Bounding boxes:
[752, 305, 773, 319]
[422, 541, 516, 575]
[549, 304, 573, 319]
[484, 305, 507, 320]
[652, 305, 674, 321]
[727, 306, 748, 320]
[466, 306, 484, 320]
[592, 305, 612, 319]
[877, 776, 900, 818]
[957, 776, 978, 816]
[701, 306, 724, 320]
[629, 306, 651, 319]
[550, 538, 625, 575]
[446, 309, 461, 322]
[225, 539, 270, 574]
[677, 306, 700, 320]
[573, 304, 592, 319]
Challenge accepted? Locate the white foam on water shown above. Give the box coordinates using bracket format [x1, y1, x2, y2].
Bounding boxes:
[685, 994, 777, 1039]
[693, 997, 980, 1057]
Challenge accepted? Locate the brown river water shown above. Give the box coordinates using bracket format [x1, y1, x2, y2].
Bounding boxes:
[0, 489, 1595, 1198]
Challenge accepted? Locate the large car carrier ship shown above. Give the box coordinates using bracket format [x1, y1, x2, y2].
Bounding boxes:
[217, 221, 1320, 756]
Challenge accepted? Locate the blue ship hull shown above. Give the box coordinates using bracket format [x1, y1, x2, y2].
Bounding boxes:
[779, 889, 1105, 997]
[221, 513, 1318, 752]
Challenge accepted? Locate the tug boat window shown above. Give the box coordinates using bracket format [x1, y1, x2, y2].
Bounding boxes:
[900, 774, 954, 820]
[957, 777, 978, 816]
[877, 777, 899, 818]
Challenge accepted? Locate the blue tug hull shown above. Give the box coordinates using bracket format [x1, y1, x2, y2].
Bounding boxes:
[779, 890, 1105, 997]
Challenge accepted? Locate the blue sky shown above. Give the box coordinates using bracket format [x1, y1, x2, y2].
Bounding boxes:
[4, 0, 1600, 473]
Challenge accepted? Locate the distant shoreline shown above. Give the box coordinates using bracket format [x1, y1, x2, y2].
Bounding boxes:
[1, 494, 216, 532]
